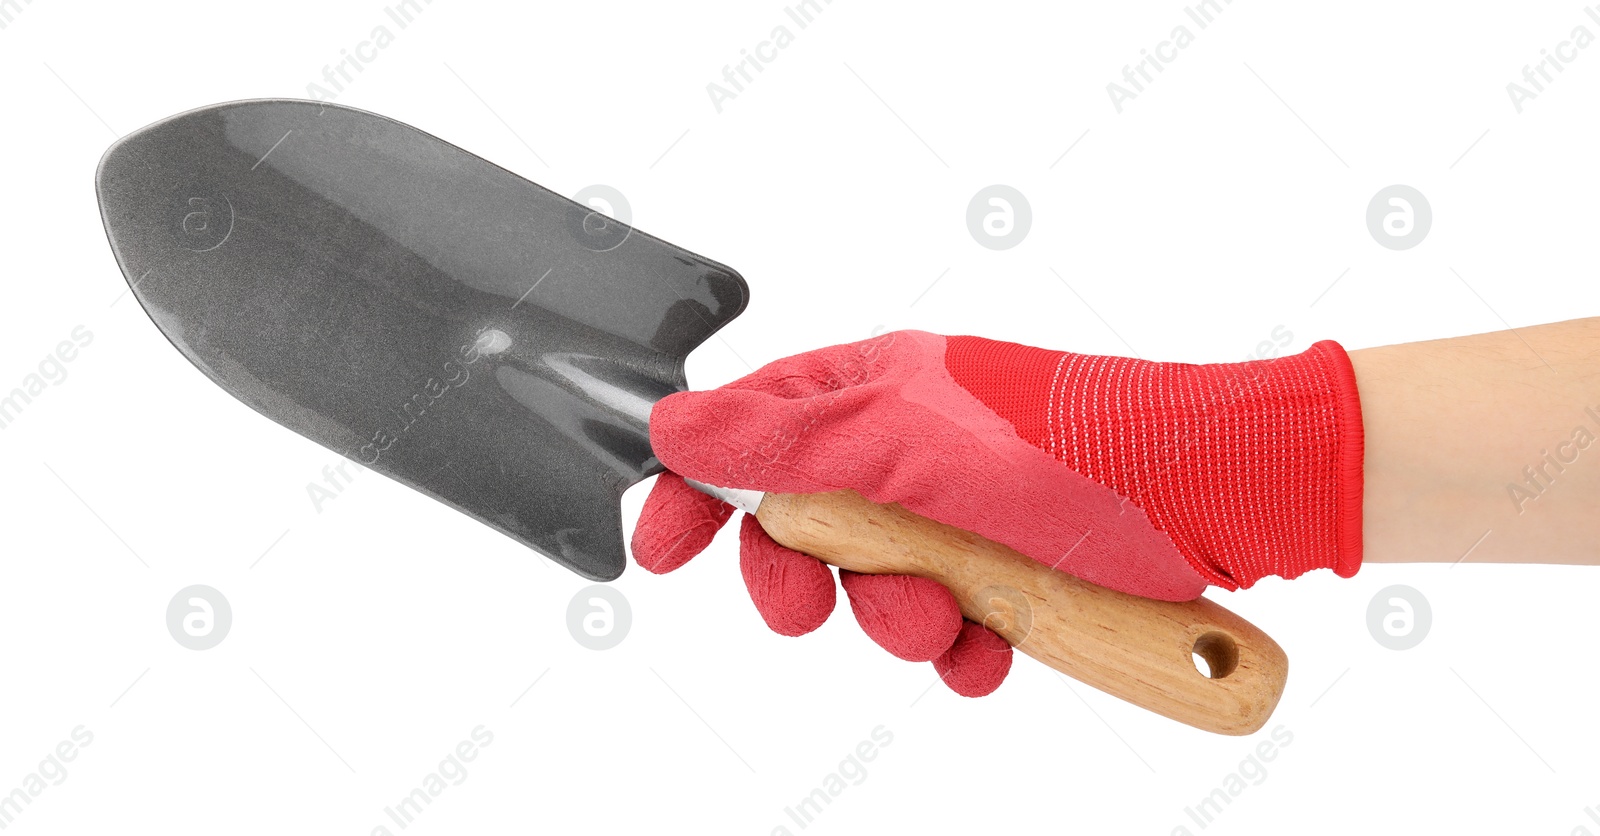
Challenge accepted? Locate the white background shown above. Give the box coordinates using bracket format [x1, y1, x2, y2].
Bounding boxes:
[4, 1, 1600, 833]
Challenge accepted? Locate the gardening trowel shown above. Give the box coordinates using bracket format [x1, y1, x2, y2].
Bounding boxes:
[96, 99, 1287, 735]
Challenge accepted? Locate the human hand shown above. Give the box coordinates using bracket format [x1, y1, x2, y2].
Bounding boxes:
[632, 330, 1363, 694]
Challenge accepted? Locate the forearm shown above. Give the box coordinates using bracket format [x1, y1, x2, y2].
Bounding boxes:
[1351, 317, 1600, 565]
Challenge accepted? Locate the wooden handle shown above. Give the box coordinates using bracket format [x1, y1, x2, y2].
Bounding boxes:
[755, 490, 1287, 736]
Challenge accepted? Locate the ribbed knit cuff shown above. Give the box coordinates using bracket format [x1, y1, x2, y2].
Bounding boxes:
[945, 336, 1366, 590]
[1309, 339, 1365, 580]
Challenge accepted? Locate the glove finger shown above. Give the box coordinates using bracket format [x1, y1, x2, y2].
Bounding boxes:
[630, 472, 734, 574]
[934, 621, 1013, 697]
[715, 334, 899, 398]
[739, 514, 836, 636]
[649, 333, 914, 494]
[650, 384, 882, 495]
[838, 570, 962, 662]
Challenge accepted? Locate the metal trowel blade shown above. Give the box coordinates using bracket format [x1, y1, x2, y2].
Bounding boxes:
[95, 99, 748, 580]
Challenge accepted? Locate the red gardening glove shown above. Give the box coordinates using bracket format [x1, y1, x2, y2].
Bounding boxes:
[633, 330, 1364, 693]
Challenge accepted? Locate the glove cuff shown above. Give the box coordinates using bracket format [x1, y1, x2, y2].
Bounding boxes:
[944, 336, 1364, 590]
[1315, 339, 1366, 582]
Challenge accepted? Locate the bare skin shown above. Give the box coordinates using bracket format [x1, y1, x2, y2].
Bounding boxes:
[1351, 317, 1600, 565]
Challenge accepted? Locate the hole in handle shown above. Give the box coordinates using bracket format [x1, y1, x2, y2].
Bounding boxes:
[1191, 631, 1239, 679]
